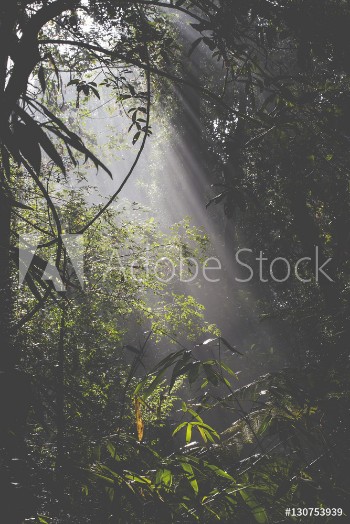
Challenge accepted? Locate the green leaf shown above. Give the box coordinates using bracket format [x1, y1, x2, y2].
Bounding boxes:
[137, 371, 166, 399]
[172, 421, 188, 436]
[27, 98, 113, 177]
[186, 422, 193, 443]
[169, 354, 192, 391]
[220, 361, 236, 377]
[181, 462, 198, 494]
[239, 489, 268, 524]
[188, 362, 201, 384]
[188, 37, 203, 57]
[8, 196, 33, 210]
[202, 36, 216, 51]
[155, 468, 173, 487]
[187, 408, 203, 422]
[197, 425, 208, 443]
[257, 415, 272, 436]
[47, 52, 60, 86]
[38, 65, 46, 93]
[14, 122, 41, 172]
[205, 463, 234, 480]
[106, 441, 119, 460]
[151, 350, 185, 374]
[220, 337, 243, 355]
[132, 131, 141, 145]
[90, 85, 100, 99]
[203, 363, 219, 386]
[195, 422, 220, 440]
[15, 105, 66, 174]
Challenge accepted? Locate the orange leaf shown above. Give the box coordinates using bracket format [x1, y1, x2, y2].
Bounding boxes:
[134, 397, 144, 442]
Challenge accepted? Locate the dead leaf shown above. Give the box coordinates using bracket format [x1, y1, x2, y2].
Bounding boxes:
[134, 397, 144, 442]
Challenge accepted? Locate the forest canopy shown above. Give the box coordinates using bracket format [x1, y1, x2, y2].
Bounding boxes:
[1, 1, 350, 523]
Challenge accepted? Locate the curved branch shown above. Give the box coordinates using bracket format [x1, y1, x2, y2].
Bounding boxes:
[1, 1, 76, 123]
[39, 38, 258, 122]
[77, 38, 152, 233]
[119, 0, 209, 22]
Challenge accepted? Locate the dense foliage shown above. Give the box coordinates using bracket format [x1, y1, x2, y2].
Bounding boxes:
[1, 1, 350, 523]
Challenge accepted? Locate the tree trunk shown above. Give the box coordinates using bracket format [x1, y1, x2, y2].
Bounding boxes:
[55, 308, 66, 505]
[0, 180, 34, 523]
[0, 180, 12, 366]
